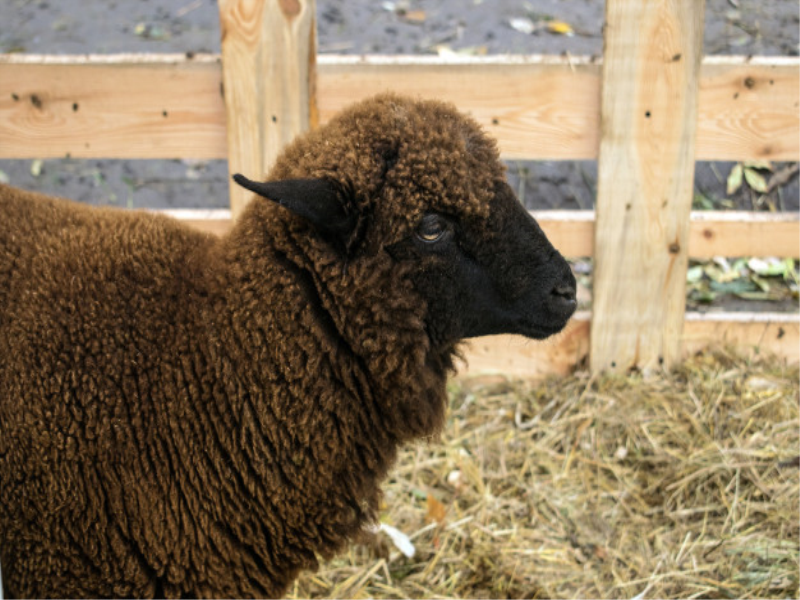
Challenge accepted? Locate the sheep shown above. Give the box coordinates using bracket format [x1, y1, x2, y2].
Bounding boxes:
[0, 93, 577, 598]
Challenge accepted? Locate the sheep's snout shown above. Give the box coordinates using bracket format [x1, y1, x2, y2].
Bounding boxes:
[548, 280, 578, 317]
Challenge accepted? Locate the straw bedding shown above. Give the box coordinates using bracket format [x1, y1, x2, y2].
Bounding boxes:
[289, 349, 799, 599]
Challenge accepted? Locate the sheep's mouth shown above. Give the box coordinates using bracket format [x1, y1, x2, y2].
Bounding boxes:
[514, 309, 575, 340]
[462, 312, 572, 341]
[518, 320, 570, 340]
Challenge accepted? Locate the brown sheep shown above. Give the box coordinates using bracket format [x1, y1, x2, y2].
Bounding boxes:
[0, 93, 576, 598]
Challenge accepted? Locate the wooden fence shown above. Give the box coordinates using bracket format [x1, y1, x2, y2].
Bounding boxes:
[1, 0, 797, 376]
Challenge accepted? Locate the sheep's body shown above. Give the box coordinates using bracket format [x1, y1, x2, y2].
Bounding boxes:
[0, 186, 432, 597]
[0, 94, 575, 597]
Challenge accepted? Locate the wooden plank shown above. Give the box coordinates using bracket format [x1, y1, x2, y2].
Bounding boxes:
[456, 312, 592, 377]
[687, 211, 800, 259]
[533, 210, 800, 259]
[315, 56, 602, 160]
[170, 210, 799, 259]
[699, 58, 800, 161]
[218, 0, 317, 218]
[681, 312, 800, 364]
[454, 312, 799, 378]
[590, 0, 706, 373]
[1, 54, 796, 161]
[0, 56, 227, 159]
[533, 211, 595, 257]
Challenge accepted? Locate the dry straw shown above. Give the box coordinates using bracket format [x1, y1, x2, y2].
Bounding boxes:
[290, 348, 799, 599]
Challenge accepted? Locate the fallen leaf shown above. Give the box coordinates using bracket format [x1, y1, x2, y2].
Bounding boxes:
[686, 265, 704, 284]
[705, 262, 740, 284]
[743, 167, 768, 193]
[727, 163, 743, 195]
[134, 22, 170, 41]
[709, 279, 757, 295]
[547, 20, 574, 36]
[750, 274, 771, 292]
[0, 169, 9, 184]
[30, 159, 43, 177]
[748, 257, 787, 277]
[426, 494, 447, 524]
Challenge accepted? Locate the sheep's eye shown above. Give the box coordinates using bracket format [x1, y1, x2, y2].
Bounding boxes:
[415, 214, 449, 244]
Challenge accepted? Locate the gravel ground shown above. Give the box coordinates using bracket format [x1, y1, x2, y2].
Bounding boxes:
[1, 0, 798, 211]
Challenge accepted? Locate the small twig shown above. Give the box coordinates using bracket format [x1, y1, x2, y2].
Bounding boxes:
[766, 163, 799, 193]
[777, 456, 800, 469]
[175, 0, 202, 18]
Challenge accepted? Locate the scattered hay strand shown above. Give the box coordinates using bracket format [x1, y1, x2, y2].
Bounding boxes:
[290, 349, 799, 599]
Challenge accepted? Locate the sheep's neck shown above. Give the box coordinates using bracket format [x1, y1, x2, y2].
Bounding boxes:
[199, 213, 451, 593]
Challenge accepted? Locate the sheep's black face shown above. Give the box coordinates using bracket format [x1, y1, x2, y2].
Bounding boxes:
[386, 181, 576, 348]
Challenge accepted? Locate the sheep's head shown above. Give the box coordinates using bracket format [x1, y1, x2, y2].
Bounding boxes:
[234, 93, 576, 351]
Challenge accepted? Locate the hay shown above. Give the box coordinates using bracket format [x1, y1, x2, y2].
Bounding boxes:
[289, 349, 799, 599]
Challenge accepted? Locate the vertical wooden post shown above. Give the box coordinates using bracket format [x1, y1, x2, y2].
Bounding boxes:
[218, 0, 318, 219]
[590, 0, 706, 372]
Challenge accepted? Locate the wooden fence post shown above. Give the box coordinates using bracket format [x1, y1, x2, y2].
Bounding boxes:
[590, 0, 706, 372]
[218, 0, 317, 219]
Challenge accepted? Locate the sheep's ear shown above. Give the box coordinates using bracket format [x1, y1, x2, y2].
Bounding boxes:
[233, 174, 357, 242]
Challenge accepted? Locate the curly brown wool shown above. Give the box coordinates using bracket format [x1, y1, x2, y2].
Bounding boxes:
[0, 94, 576, 598]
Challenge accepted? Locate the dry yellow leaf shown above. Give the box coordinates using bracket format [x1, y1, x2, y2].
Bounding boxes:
[425, 494, 447, 524]
[547, 20, 574, 36]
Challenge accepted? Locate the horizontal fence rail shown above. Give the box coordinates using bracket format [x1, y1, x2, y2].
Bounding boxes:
[455, 311, 799, 377]
[1, 54, 797, 161]
[164, 209, 800, 260]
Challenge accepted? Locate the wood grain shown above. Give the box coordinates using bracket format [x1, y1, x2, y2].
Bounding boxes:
[455, 313, 592, 378]
[699, 58, 800, 161]
[172, 209, 799, 260]
[1, 55, 796, 161]
[533, 210, 800, 259]
[315, 56, 602, 160]
[687, 211, 799, 259]
[590, 0, 705, 373]
[452, 312, 799, 378]
[0, 57, 227, 159]
[218, 0, 317, 217]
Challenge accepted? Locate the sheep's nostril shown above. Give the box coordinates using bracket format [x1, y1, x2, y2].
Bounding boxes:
[552, 284, 576, 302]
[550, 284, 577, 313]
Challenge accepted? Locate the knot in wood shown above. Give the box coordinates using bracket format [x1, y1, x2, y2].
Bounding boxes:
[279, 0, 301, 19]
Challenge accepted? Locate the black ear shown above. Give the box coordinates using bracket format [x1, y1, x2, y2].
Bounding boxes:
[233, 174, 357, 242]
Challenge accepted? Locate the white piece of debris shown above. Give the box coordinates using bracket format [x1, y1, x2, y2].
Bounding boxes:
[509, 17, 536, 35]
[379, 523, 416, 558]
